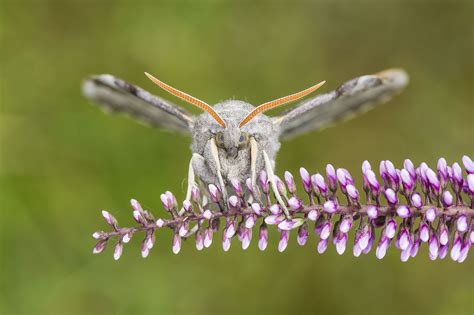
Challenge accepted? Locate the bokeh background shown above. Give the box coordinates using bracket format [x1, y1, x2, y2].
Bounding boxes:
[1, 1, 473, 314]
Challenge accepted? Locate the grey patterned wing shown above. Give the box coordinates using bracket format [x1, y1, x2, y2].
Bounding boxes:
[275, 69, 409, 140]
[82, 74, 194, 134]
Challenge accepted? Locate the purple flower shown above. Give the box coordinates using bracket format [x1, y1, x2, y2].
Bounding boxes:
[437, 158, 449, 187]
[396, 205, 411, 218]
[335, 232, 348, 255]
[297, 223, 309, 246]
[326, 164, 337, 192]
[457, 240, 470, 263]
[467, 174, 474, 195]
[245, 178, 254, 195]
[385, 218, 397, 239]
[131, 199, 143, 213]
[300, 167, 312, 193]
[259, 170, 270, 194]
[264, 214, 285, 225]
[441, 191, 453, 208]
[366, 205, 378, 219]
[203, 209, 213, 220]
[191, 185, 200, 203]
[384, 188, 398, 207]
[156, 218, 165, 228]
[269, 204, 281, 215]
[419, 221, 430, 242]
[353, 243, 362, 257]
[241, 228, 252, 250]
[312, 173, 327, 196]
[258, 223, 268, 251]
[251, 203, 262, 216]
[346, 184, 360, 203]
[456, 215, 468, 232]
[195, 231, 204, 251]
[426, 168, 441, 194]
[172, 234, 182, 254]
[410, 235, 421, 258]
[178, 222, 189, 237]
[450, 232, 462, 261]
[288, 196, 303, 210]
[278, 230, 290, 252]
[336, 168, 349, 189]
[222, 234, 231, 252]
[323, 200, 337, 214]
[317, 238, 328, 254]
[425, 208, 437, 222]
[381, 160, 399, 190]
[245, 214, 257, 229]
[230, 178, 244, 197]
[365, 169, 380, 196]
[340, 215, 353, 233]
[141, 238, 150, 258]
[411, 193, 422, 209]
[357, 224, 371, 251]
[284, 171, 297, 194]
[438, 222, 449, 246]
[429, 233, 439, 257]
[93, 240, 107, 254]
[376, 235, 390, 259]
[204, 228, 213, 248]
[451, 163, 464, 192]
[404, 159, 417, 182]
[398, 227, 411, 251]
[102, 210, 118, 229]
[208, 184, 221, 203]
[307, 210, 319, 221]
[182, 200, 193, 213]
[228, 195, 240, 209]
[320, 220, 332, 240]
[438, 244, 449, 259]
[462, 155, 474, 174]
[225, 219, 237, 238]
[275, 176, 287, 196]
[278, 218, 305, 231]
[400, 169, 415, 194]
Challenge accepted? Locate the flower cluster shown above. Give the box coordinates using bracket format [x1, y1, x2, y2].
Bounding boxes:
[92, 155, 474, 262]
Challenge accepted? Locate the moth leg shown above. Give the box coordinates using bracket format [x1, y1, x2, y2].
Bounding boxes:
[179, 153, 205, 216]
[209, 138, 228, 203]
[249, 137, 261, 201]
[262, 150, 291, 219]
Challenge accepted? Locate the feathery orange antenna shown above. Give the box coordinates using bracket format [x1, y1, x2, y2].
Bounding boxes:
[239, 80, 326, 127]
[144, 72, 226, 128]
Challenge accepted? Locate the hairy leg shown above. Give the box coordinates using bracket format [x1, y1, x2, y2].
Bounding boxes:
[209, 138, 228, 202]
[262, 150, 290, 218]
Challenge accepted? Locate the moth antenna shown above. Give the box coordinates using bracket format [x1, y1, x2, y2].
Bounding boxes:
[144, 72, 226, 128]
[239, 81, 326, 127]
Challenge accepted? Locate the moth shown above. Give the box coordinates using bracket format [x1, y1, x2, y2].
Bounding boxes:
[82, 69, 408, 216]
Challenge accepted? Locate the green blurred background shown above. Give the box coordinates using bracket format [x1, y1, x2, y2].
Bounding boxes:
[1, 1, 473, 314]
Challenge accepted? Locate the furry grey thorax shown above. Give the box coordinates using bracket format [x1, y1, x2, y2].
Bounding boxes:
[191, 100, 281, 185]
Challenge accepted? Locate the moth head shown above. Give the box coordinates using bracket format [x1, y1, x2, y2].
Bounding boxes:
[214, 124, 250, 158]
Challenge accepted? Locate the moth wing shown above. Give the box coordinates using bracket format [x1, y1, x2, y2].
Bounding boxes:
[275, 69, 409, 140]
[82, 74, 194, 134]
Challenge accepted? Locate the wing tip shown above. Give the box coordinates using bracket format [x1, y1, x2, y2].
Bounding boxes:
[376, 68, 409, 88]
[81, 74, 117, 99]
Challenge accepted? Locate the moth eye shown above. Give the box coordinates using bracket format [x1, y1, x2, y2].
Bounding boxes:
[215, 132, 225, 148]
[238, 132, 250, 148]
